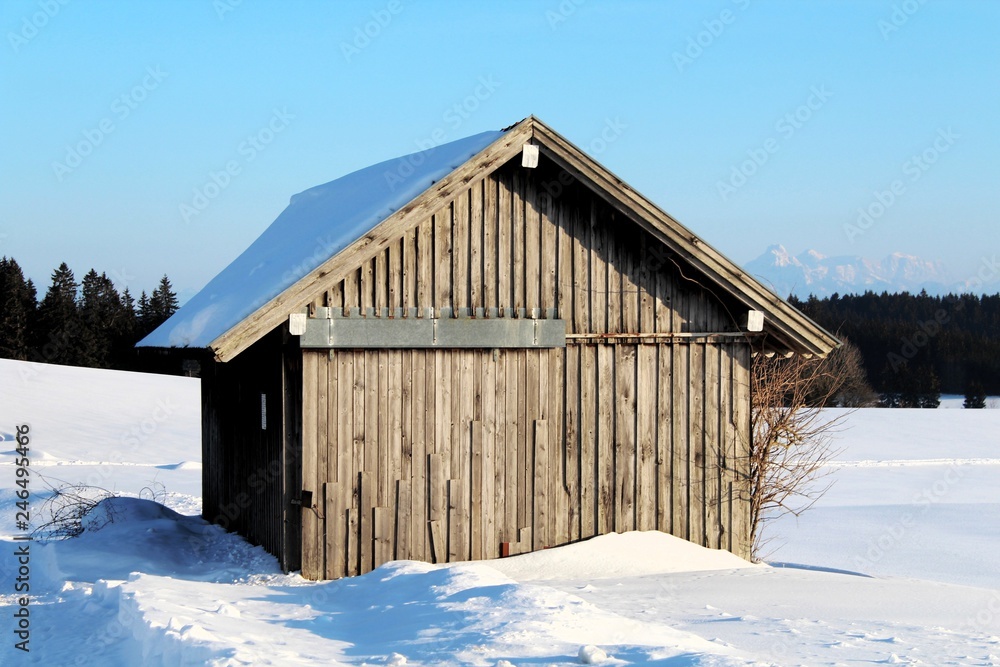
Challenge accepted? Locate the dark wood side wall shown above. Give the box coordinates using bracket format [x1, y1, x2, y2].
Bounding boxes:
[300, 343, 750, 580]
[202, 329, 290, 561]
[310, 159, 739, 335]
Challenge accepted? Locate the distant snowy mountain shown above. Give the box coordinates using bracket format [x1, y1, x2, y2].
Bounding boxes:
[744, 245, 953, 298]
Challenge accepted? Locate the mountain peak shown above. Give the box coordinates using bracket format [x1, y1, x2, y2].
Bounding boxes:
[744, 246, 951, 298]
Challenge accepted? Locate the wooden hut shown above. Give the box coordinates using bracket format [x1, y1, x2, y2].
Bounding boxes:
[138, 116, 838, 579]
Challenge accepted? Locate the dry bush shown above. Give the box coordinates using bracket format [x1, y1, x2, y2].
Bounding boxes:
[748, 350, 853, 559]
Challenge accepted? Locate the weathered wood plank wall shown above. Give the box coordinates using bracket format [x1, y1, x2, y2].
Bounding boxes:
[301, 341, 750, 579]
[291, 157, 752, 579]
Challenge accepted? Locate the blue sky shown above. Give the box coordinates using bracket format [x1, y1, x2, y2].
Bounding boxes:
[2, 0, 997, 301]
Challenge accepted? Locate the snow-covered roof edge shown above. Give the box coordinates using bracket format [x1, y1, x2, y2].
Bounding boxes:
[137, 128, 508, 351]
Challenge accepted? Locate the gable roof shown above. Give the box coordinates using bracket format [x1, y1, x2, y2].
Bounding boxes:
[139, 116, 838, 361]
[137, 130, 503, 351]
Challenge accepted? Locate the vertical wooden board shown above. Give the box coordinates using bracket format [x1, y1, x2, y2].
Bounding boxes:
[324, 482, 345, 579]
[564, 345, 581, 544]
[423, 353, 437, 559]
[596, 344, 615, 535]
[614, 344, 637, 533]
[375, 248, 388, 312]
[470, 420, 483, 561]
[374, 506, 392, 568]
[417, 218, 432, 313]
[540, 187, 557, 313]
[511, 170, 525, 311]
[504, 351, 519, 539]
[450, 352, 464, 480]
[656, 344, 673, 533]
[690, 343, 706, 547]
[606, 223, 622, 335]
[403, 227, 416, 310]
[555, 204, 571, 321]
[328, 281, 344, 312]
[388, 238, 402, 311]
[377, 351, 390, 508]
[460, 351, 474, 483]
[410, 351, 427, 561]
[572, 203, 590, 334]
[344, 269, 359, 313]
[364, 351, 379, 487]
[654, 262, 671, 334]
[620, 227, 639, 335]
[718, 345, 734, 553]
[301, 352, 320, 580]
[316, 354, 330, 508]
[389, 350, 403, 515]
[396, 480, 411, 560]
[537, 350, 550, 546]
[497, 173, 511, 309]
[469, 179, 483, 310]
[436, 350, 452, 465]
[337, 352, 353, 486]
[360, 257, 374, 312]
[589, 201, 606, 334]
[448, 478, 468, 563]
[639, 241, 655, 333]
[533, 419, 549, 549]
[547, 350, 566, 545]
[493, 351, 509, 545]
[636, 344, 656, 531]
[349, 352, 365, 576]
[401, 351, 413, 482]
[732, 345, 752, 559]
[483, 176, 498, 308]
[481, 354, 497, 557]
[524, 175, 540, 313]
[346, 507, 359, 577]
[428, 520, 446, 564]
[453, 188, 470, 311]
[671, 268, 683, 334]
[434, 209, 452, 315]
[359, 471, 374, 574]
[704, 344, 721, 550]
[520, 350, 537, 531]
[672, 344, 689, 541]
[579, 344, 596, 539]
[428, 452, 446, 562]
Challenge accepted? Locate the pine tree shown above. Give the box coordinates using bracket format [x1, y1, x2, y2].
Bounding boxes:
[150, 275, 179, 321]
[32, 262, 80, 365]
[964, 381, 987, 409]
[79, 270, 125, 368]
[0, 257, 37, 360]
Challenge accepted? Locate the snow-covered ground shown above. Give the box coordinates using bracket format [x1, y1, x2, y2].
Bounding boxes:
[2, 358, 999, 666]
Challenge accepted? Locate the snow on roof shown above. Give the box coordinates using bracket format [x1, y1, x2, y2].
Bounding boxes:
[138, 129, 506, 349]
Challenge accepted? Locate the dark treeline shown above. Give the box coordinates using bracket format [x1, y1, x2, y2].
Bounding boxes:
[0, 257, 178, 370]
[790, 291, 1000, 401]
